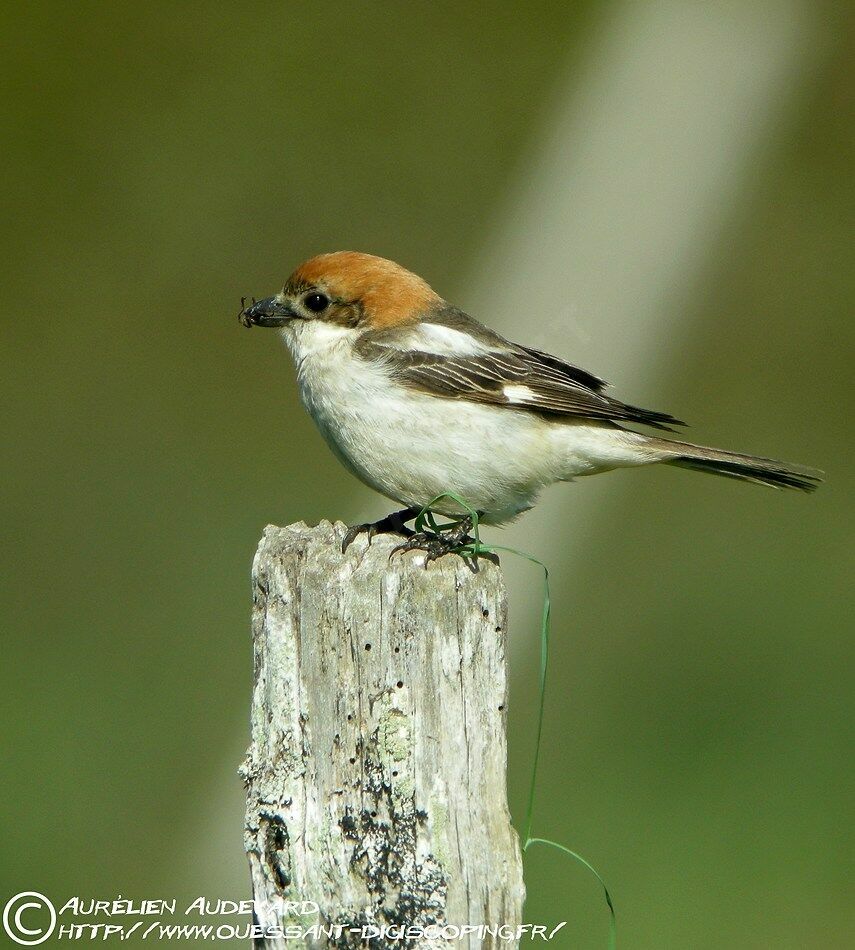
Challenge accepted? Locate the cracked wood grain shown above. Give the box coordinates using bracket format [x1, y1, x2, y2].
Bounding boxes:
[241, 520, 525, 948]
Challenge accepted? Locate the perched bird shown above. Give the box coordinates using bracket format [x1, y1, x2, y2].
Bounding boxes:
[240, 251, 820, 556]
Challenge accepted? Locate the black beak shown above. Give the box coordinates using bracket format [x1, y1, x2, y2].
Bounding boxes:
[238, 296, 294, 328]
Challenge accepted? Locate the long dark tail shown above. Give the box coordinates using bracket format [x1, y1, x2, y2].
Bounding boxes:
[650, 438, 822, 492]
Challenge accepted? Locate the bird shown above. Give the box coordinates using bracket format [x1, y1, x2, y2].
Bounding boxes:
[240, 251, 820, 558]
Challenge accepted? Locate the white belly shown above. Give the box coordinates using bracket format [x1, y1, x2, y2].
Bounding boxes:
[307, 381, 558, 521]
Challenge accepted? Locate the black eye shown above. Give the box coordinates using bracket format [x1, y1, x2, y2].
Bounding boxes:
[304, 292, 329, 313]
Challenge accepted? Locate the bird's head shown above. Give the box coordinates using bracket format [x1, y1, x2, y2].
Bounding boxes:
[239, 252, 442, 331]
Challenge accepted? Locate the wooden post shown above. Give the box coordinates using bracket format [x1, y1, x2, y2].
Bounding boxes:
[241, 521, 525, 948]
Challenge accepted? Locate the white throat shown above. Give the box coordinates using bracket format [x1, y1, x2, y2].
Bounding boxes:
[279, 319, 358, 366]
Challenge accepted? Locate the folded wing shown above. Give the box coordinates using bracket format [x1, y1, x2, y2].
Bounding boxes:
[356, 310, 685, 431]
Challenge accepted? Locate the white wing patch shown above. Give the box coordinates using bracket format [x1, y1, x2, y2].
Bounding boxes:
[390, 323, 494, 356]
[503, 384, 537, 404]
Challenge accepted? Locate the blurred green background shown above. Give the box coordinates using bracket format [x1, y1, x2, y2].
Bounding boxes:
[2, 2, 852, 947]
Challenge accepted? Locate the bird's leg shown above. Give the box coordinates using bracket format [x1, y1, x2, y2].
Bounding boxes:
[341, 507, 420, 553]
[390, 514, 499, 570]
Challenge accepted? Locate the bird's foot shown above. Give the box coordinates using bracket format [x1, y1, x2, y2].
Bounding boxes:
[341, 507, 419, 554]
[390, 516, 498, 571]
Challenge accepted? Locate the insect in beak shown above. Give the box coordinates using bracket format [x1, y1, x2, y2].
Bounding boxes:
[237, 296, 258, 328]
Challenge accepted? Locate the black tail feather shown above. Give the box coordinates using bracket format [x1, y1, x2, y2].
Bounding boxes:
[655, 440, 822, 492]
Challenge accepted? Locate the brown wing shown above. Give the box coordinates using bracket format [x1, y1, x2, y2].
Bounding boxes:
[357, 326, 685, 431]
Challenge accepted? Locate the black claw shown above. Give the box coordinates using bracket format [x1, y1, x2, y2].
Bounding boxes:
[341, 524, 369, 554]
[388, 519, 497, 570]
[342, 507, 419, 554]
[390, 532, 443, 560]
[346, 509, 496, 569]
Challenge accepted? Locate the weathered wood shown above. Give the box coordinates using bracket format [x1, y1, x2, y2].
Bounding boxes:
[241, 520, 525, 948]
